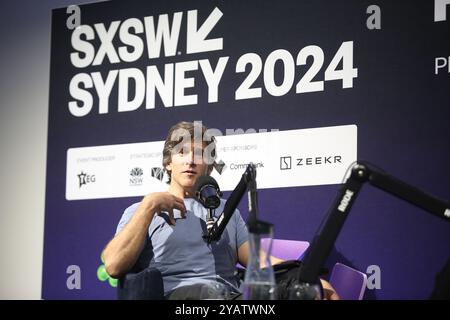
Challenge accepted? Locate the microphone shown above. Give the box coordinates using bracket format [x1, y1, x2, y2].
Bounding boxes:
[195, 176, 222, 236]
[297, 161, 450, 290]
[206, 164, 256, 243]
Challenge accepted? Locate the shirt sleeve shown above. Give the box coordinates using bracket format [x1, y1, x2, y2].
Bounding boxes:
[115, 202, 140, 235]
[235, 209, 249, 248]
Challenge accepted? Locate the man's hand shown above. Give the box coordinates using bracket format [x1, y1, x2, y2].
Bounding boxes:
[320, 279, 340, 300]
[104, 192, 187, 278]
[143, 192, 187, 225]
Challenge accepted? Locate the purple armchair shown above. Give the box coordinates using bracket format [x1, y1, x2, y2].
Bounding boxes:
[261, 238, 310, 260]
[329, 262, 367, 300]
[263, 239, 367, 300]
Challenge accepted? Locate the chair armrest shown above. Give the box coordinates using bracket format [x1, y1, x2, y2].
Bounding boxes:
[117, 267, 164, 300]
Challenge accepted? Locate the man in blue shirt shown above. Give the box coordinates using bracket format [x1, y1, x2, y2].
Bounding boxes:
[114, 197, 248, 298]
[103, 121, 338, 300]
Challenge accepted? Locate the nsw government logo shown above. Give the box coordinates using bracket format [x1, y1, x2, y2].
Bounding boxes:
[129, 167, 144, 186]
[77, 171, 95, 188]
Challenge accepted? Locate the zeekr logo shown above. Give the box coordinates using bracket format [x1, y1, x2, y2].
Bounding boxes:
[280, 156, 292, 170]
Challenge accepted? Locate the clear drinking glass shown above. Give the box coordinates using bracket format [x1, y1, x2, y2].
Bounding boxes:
[242, 223, 277, 300]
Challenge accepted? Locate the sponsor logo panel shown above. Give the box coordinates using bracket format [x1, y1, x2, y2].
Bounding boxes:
[66, 125, 356, 200]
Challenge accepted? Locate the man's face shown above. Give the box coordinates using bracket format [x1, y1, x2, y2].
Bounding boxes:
[165, 141, 210, 193]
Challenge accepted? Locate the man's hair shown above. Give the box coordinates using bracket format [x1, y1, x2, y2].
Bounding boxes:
[162, 121, 217, 183]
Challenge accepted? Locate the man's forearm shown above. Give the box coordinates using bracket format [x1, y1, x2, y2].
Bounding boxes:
[103, 200, 156, 278]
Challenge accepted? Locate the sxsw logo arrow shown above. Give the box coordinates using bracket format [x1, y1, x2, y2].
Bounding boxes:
[187, 7, 223, 54]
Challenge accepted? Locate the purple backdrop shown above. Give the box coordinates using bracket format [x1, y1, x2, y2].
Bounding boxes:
[43, 0, 450, 299]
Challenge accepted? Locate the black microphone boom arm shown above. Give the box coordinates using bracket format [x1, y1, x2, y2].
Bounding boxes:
[206, 163, 257, 243]
[298, 161, 450, 284]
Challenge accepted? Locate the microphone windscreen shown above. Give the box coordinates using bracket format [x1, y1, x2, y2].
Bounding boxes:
[194, 175, 219, 193]
[195, 176, 221, 209]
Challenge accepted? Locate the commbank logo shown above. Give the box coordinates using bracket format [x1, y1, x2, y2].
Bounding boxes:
[77, 171, 95, 188]
[229, 162, 264, 170]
